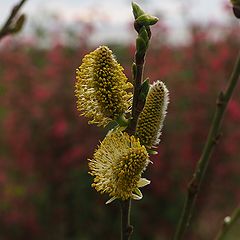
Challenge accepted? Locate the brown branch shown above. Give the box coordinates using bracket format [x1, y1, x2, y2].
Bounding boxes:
[173, 51, 240, 240]
[120, 34, 146, 240]
[120, 46, 146, 240]
[120, 3, 158, 239]
[120, 200, 133, 240]
[0, 0, 27, 40]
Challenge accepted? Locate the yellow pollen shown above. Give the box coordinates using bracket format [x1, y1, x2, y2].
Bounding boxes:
[88, 130, 150, 201]
[136, 80, 169, 147]
[75, 46, 133, 127]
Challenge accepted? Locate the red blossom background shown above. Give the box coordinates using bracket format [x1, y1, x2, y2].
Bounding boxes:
[0, 19, 240, 240]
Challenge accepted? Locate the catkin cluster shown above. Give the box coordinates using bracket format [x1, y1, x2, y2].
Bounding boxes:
[75, 45, 169, 203]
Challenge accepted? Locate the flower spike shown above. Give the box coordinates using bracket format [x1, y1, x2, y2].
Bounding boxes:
[75, 46, 133, 126]
[89, 130, 150, 203]
[136, 80, 169, 147]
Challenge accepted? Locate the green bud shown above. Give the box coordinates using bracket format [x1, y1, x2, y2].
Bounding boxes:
[139, 78, 150, 102]
[132, 63, 137, 79]
[115, 114, 129, 127]
[9, 14, 26, 33]
[136, 14, 158, 26]
[139, 26, 149, 46]
[11, 14, 26, 33]
[136, 36, 147, 56]
[132, 2, 145, 19]
[147, 149, 158, 155]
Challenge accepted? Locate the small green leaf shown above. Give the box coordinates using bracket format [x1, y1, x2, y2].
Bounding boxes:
[105, 196, 118, 204]
[137, 178, 151, 187]
[115, 114, 129, 127]
[136, 14, 159, 26]
[132, 188, 143, 200]
[136, 36, 147, 55]
[139, 78, 150, 102]
[132, 2, 145, 19]
[133, 188, 143, 198]
[139, 26, 149, 46]
[10, 14, 26, 33]
[147, 149, 158, 155]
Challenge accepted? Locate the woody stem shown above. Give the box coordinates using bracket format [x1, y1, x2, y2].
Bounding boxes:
[173, 51, 240, 240]
[121, 32, 146, 240]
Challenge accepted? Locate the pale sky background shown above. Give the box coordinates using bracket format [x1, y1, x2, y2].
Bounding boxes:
[0, 0, 237, 45]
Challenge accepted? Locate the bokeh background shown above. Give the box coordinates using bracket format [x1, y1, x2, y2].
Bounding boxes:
[0, 0, 240, 239]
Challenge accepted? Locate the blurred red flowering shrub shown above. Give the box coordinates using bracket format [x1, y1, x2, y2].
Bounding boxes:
[0, 23, 240, 240]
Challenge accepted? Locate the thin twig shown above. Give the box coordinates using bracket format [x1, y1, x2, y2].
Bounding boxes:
[126, 59, 145, 135]
[0, 0, 27, 40]
[120, 14, 149, 240]
[214, 205, 240, 240]
[120, 38, 146, 240]
[120, 200, 133, 240]
[173, 51, 240, 240]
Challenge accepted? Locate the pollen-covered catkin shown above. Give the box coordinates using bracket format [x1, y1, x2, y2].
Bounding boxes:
[75, 46, 133, 126]
[136, 80, 169, 147]
[88, 130, 150, 203]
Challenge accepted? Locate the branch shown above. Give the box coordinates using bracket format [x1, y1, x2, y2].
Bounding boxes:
[0, 0, 27, 40]
[127, 61, 145, 135]
[214, 205, 240, 240]
[120, 30, 147, 240]
[173, 51, 240, 240]
[120, 200, 133, 240]
[120, 3, 158, 240]
[120, 19, 146, 240]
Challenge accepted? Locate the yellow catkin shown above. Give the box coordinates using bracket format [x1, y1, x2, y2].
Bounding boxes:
[75, 46, 133, 127]
[136, 80, 169, 147]
[89, 130, 150, 202]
